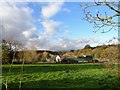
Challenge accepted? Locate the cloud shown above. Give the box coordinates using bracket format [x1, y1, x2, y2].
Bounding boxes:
[29, 36, 101, 51]
[47, 37, 101, 51]
[1, 2, 38, 45]
[41, 2, 64, 19]
[1, 2, 105, 51]
[41, 20, 61, 37]
[63, 8, 71, 12]
[23, 27, 38, 39]
[40, 2, 64, 38]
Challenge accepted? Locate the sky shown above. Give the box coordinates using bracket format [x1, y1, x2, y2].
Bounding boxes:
[1, 1, 118, 51]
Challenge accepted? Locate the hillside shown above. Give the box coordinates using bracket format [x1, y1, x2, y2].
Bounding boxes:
[65, 44, 119, 61]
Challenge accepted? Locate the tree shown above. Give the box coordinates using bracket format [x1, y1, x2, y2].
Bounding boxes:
[23, 44, 38, 64]
[1, 40, 11, 64]
[41, 51, 49, 61]
[84, 45, 91, 49]
[80, 0, 120, 79]
[1, 38, 24, 64]
[80, 0, 119, 33]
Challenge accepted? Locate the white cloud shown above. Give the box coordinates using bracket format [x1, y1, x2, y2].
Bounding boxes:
[36, 37, 102, 51]
[1, 2, 38, 45]
[41, 20, 61, 36]
[63, 8, 71, 12]
[1, 2, 105, 51]
[23, 27, 38, 39]
[41, 2, 64, 19]
[39, 2, 64, 39]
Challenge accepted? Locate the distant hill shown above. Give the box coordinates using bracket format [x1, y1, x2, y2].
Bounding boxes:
[64, 44, 119, 60]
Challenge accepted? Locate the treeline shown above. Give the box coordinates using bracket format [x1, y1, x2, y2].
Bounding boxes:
[1, 39, 119, 64]
[1, 39, 38, 64]
[1, 39, 64, 64]
[68, 44, 119, 61]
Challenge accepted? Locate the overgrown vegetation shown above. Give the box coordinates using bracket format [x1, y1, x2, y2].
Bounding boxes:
[68, 44, 118, 60]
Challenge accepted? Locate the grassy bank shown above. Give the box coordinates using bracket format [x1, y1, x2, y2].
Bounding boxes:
[2, 63, 120, 89]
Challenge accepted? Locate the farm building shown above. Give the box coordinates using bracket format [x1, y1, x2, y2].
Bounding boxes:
[61, 58, 78, 64]
[77, 55, 93, 62]
[60, 55, 93, 63]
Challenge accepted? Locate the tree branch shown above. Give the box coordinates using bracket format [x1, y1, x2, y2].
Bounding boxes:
[80, 1, 119, 33]
[105, 2, 120, 13]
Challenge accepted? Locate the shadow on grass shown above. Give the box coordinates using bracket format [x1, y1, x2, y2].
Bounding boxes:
[2, 76, 120, 90]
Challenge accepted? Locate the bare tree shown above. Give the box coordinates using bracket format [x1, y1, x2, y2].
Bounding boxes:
[23, 44, 38, 64]
[1, 38, 24, 90]
[42, 51, 49, 61]
[80, 1, 120, 79]
[80, 0, 120, 78]
[1, 38, 23, 71]
[80, 0, 119, 33]
[28, 44, 38, 63]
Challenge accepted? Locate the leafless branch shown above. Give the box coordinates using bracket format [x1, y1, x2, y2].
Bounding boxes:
[80, 1, 119, 33]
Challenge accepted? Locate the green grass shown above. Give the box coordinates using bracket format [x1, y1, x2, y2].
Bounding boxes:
[2, 63, 120, 89]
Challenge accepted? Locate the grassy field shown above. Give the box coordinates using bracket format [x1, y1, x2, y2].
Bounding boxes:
[2, 63, 120, 89]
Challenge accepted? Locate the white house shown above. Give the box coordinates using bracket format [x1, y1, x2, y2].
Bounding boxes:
[56, 55, 61, 62]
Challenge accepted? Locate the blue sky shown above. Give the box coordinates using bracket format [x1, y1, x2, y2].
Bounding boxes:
[1, 2, 118, 51]
[29, 2, 117, 42]
[31, 2, 117, 36]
